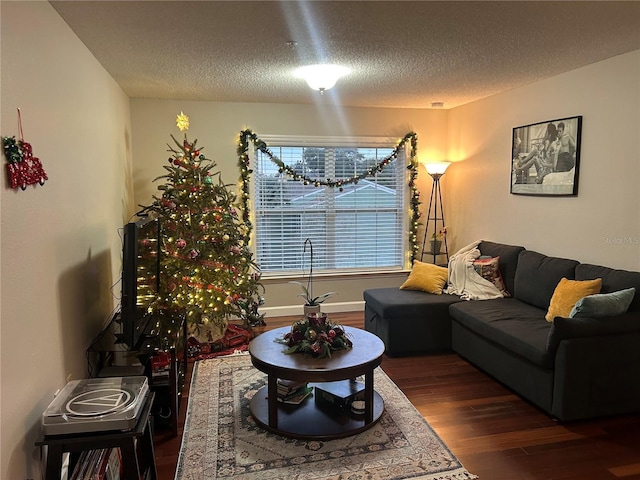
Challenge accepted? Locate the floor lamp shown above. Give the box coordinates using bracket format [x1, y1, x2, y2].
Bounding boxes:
[420, 162, 451, 265]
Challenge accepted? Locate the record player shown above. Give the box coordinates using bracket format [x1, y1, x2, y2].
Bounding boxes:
[42, 376, 149, 436]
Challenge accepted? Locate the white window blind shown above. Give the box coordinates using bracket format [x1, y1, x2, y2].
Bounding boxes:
[252, 137, 407, 275]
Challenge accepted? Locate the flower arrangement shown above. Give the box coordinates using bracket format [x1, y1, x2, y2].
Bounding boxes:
[290, 238, 336, 306]
[431, 226, 448, 240]
[277, 312, 352, 358]
[290, 281, 336, 306]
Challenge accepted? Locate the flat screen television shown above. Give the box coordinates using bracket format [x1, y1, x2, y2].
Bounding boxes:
[119, 215, 161, 349]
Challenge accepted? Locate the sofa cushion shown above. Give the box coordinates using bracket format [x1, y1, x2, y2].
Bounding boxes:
[570, 287, 636, 318]
[364, 287, 461, 319]
[545, 277, 602, 322]
[575, 264, 640, 312]
[513, 250, 579, 309]
[546, 312, 640, 354]
[449, 299, 554, 368]
[400, 261, 448, 294]
[478, 241, 525, 296]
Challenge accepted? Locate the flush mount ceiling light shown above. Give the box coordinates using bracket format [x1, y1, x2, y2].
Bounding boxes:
[295, 64, 350, 94]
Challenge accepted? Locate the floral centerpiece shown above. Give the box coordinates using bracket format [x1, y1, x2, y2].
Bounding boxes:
[277, 312, 352, 358]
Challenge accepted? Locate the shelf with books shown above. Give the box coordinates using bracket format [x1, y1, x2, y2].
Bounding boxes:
[68, 447, 121, 480]
[276, 379, 312, 405]
[35, 393, 156, 480]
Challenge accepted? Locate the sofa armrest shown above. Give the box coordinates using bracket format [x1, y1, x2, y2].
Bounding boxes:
[546, 312, 640, 354]
[551, 332, 640, 420]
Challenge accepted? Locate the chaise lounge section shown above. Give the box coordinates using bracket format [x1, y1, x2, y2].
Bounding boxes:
[364, 241, 640, 421]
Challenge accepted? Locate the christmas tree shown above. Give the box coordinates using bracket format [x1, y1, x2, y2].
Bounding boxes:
[148, 113, 265, 337]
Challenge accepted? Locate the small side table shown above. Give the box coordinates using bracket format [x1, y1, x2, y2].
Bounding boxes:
[36, 392, 157, 480]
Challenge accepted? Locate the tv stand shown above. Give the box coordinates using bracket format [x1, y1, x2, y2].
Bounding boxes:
[88, 310, 188, 437]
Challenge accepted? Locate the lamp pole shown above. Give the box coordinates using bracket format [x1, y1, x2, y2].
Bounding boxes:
[420, 163, 450, 265]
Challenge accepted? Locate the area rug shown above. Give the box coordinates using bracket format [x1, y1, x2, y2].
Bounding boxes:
[175, 353, 477, 480]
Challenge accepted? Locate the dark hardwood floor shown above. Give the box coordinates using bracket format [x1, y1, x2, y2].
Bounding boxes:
[153, 311, 640, 479]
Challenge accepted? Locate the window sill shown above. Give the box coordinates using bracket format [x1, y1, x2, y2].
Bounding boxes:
[261, 269, 408, 284]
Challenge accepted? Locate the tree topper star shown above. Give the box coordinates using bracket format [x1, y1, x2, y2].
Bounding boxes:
[176, 111, 190, 131]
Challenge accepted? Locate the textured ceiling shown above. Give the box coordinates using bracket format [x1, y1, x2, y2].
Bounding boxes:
[50, 1, 640, 109]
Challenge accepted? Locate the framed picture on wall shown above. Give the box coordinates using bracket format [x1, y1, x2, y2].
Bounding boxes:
[510, 115, 582, 196]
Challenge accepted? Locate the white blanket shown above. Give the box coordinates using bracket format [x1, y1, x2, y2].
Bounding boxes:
[445, 240, 504, 300]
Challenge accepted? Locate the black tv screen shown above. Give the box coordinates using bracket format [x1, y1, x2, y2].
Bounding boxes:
[120, 215, 160, 349]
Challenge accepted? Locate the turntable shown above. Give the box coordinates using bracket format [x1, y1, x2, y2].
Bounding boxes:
[42, 376, 149, 435]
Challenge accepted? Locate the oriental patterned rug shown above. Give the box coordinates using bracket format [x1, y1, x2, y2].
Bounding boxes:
[175, 353, 476, 480]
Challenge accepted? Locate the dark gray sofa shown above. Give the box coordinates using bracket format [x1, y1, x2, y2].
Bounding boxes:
[363, 241, 640, 421]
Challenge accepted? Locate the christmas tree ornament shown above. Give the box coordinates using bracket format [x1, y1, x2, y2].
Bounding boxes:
[176, 111, 190, 132]
[2, 108, 48, 190]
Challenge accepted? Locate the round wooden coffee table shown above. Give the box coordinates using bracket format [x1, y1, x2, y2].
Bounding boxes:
[248, 326, 385, 440]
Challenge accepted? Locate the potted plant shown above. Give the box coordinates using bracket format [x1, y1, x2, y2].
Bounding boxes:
[290, 238, 336, 315]
[430, 226, 447, 254]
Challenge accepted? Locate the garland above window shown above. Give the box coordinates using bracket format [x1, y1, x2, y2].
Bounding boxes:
[237, 130, 421, 262]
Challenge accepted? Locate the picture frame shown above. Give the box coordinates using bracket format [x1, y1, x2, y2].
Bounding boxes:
[510, 115, 582, 196]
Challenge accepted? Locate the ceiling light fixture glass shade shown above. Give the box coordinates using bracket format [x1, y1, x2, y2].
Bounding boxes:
[423, 162, 451, 178]
[295, 64, 350, 93]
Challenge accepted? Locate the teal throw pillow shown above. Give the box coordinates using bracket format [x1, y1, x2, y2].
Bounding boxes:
[569, 287, 636, 318]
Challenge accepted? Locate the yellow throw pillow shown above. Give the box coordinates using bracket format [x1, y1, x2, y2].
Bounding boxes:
[545, 277, 602, 322]
[400, 261, 448, 295]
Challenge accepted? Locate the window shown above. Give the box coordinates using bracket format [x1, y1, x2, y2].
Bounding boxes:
[252, 137, 409, 275]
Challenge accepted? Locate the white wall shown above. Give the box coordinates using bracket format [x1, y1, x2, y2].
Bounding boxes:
[131, 100, 449, 312]
[131, 52, 640, 313]
[447, 50, 640, 270]
[0, 3, 132, 478]
[1, 5, 637, 477]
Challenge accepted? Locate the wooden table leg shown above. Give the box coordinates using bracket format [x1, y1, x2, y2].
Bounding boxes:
[364, 369, 374, 424]
[142, 417, 158, 480]
[44, 444, 63, 480]
[120, 437, 141, 480]
[268, 374, 278, 428]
